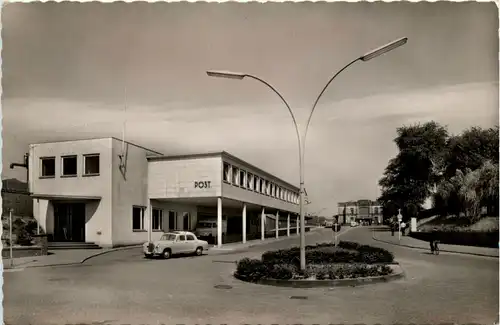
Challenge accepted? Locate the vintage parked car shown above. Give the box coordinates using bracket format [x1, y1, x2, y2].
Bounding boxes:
[143, 231, 210, 259]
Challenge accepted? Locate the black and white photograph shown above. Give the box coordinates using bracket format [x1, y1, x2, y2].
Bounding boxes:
[1, 2, 499, 325]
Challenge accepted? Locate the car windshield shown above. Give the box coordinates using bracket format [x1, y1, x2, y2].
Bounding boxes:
[160, 234, 177, 241]
[197, 222, 213, 228]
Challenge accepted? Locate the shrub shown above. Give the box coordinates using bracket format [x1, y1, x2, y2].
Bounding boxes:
[268, 264, 295, 280]
[261, 242, 394, 265]
[337, 241, 361, 250]
[236, 258, 269, 282]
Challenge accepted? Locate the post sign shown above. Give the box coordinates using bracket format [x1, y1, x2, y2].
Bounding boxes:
[194, 181, 211, 189]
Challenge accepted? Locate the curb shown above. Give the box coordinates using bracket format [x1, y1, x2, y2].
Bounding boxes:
[79, 245, 143, 263]
[371, 234, 499, 259]
[233, 265, 405, 288]
[4, 245, 143, 270]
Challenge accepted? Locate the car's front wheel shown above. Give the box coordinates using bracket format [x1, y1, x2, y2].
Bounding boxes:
[162, 248, 172, 259]
[195, 247, 203, 256]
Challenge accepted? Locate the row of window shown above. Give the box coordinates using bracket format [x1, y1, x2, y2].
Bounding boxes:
[342, 207, 380, 215]
[223, 162, 299, 205]
[132, 206, 191, 231]
[40, 154, 100, 178]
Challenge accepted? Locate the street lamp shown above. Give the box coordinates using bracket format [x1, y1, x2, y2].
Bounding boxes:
[207, 37, 408, 271]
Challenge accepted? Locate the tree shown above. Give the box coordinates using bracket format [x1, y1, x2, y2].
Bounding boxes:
[444, 126, 499, 179]
[379, 121, 449, 215]
[433, 161, 499, 222]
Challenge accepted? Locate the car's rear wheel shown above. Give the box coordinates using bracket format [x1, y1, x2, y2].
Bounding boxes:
[163, 249, 172, 259]
[195, 247, 203, 256]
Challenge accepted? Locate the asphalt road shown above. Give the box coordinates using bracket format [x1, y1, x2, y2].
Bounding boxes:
[4, 226, 498, 325]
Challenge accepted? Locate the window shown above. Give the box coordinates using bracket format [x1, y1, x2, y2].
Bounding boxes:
[253, 176, 259, 192]
[168, 211, 177, 230]
[132, 206, 145, 231]
[350, 208, 355, 215]
[232, 166, 239, 185]
[374, 207, 379, 214]
[84, 154, 100, 176]
[152, 208, 163, 230]
[186, 234, 195, 241]
[223, 162, 232, 183]
[179, 235, 186, 241]
[247, 173, 253, 190]
[259, 179, 264, 193]
[239, 170, 246, 187]
[270, 183, 275, 197]
[61, 155, 77, 177]
[40, 157, 56, 177]
[264, 180, 269, 195]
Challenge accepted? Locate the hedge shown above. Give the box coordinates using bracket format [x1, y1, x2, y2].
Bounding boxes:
[260, 241, 394, 266]
[235, 258, 394, 281]
[410, 231, 499, 248]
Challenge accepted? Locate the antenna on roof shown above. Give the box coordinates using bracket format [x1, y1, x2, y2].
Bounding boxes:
[119, 86, 127, 171]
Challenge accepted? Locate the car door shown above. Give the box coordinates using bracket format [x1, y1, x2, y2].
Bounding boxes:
[185, 234, 197, 253]
[175, 235, 188, 253]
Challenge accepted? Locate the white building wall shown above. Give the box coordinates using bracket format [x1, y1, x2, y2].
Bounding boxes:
[110, 139, 152, 246]
[29, 138, 114, 246]
[148, 157, 223, 199]
[221, 156, 300, 214]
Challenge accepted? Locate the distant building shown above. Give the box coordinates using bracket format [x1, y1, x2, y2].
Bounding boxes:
[337, 200, 382, 224]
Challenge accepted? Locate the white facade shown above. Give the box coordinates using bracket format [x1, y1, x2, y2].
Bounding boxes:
[29, 137, 301, 248]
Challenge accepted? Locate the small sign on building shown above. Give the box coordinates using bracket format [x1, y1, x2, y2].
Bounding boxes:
[194, 181, 211, 189]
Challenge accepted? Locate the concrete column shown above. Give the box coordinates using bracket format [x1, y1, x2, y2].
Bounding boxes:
[261, 207, 265, 241]
[242, 203, 247, 244]
[217, 197, 223, 248]
[147, 200, 152, 243]
[275, 211, 279, 238]
[296, 215, 299, 234]
[287, 213, 290, 237]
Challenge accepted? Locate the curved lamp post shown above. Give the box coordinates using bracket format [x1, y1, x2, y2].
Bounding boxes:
[207, 37, 408, 271]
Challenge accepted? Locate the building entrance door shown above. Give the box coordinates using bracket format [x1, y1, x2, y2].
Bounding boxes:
[53, 202, 86, 242]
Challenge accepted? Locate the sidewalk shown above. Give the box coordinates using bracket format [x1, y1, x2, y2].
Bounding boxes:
[372, 227, 499, 258]
[2, 245, 141, 270]
[208, 227, 323, 255]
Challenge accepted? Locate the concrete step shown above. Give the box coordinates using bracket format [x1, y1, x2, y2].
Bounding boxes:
[48, 242, 100, 250]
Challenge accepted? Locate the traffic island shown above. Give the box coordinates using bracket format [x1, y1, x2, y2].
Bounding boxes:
[233, 241, 405, 288]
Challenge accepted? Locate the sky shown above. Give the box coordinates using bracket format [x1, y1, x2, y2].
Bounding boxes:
[1, 2, 498, 217]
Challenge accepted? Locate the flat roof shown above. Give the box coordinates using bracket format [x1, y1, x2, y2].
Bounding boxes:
[30, 137, 163, 156]
[148, 151, 299, 191]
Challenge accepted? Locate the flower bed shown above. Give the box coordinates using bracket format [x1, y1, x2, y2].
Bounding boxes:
[235, 241, 396, 282]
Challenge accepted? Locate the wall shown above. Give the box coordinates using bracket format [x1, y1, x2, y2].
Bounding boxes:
[149, 200, 198, 240]
[29, 139, 114, 246]
[111, 139, 153, 246]
[148, 157, 222, 199]
[29, 139, 113, 198]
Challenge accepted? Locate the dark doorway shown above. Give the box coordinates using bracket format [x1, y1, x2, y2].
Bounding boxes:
[183, 212, 190, 230]
[53, 202, 86, 242]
